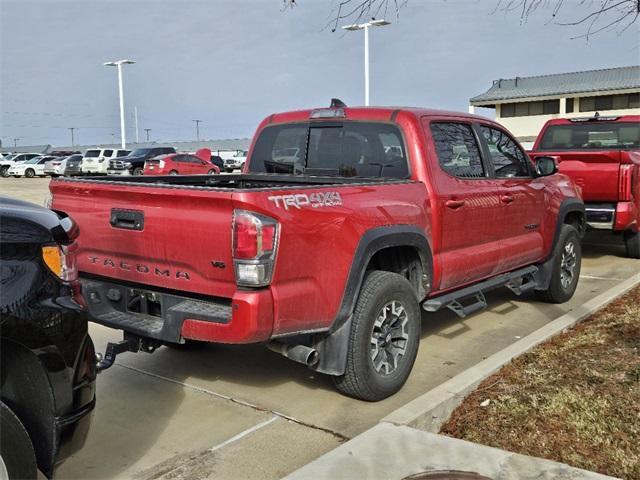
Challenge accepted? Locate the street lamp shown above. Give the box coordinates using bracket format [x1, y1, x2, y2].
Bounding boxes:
[104, 59, 136, 148]
[342, 19, 390, 106]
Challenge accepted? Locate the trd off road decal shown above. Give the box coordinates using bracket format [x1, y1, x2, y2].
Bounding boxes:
[268, 192, 343, 210]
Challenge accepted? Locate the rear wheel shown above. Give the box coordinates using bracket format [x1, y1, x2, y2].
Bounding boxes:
[333, 271, 421, 401]
[0, 166, 9, 177]
[624, 230, 640, 259]
[536, 225, 581, 303]
[169, 170, 178, 175]
[25, 169, 35, 178]
[0, 401, 37, 480]
[132, 167, 144, 176]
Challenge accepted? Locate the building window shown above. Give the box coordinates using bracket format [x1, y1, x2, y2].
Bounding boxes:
[566, 98, 574, 113]
[500, 99, 560, 118]
[579, 93, 640, 112]
[501, 103, 515, 117]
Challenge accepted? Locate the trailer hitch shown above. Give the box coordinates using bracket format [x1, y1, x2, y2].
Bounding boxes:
[96, 333, 161, 372]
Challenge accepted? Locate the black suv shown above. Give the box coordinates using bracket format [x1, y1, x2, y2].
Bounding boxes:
[0, 197, 96, 479]
[107, 146, 176, 176]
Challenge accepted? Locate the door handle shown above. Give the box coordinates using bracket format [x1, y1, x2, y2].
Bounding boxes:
[445, 200, 465, 209]
[501, 195, 514, 204]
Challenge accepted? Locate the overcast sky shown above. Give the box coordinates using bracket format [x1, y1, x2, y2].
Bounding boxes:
[1, 0, 638, 147]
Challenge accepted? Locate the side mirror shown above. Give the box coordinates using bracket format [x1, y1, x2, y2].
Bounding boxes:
[535, 156, 558, 177]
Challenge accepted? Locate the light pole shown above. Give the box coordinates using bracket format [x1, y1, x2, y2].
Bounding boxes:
[193, 119, 202, 142]
[13, 138, 20, 148]
[144, 128, 152, 142]
[104, 59, 136, 148]
[342, 19, 390, 106]
[68, 127, 76, 147]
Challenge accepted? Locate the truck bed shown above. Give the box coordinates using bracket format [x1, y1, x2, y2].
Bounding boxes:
[57, 173, 396, 190]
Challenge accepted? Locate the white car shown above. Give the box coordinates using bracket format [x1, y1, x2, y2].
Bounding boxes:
[7, 156, 55, 177]
[44, 155, 74, 177]
[81, 148, 130, 174]
[0, 153, 42, 177]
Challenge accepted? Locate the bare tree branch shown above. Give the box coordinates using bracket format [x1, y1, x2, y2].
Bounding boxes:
[495, 0, 640, 39]
[285, 0, 639, 39]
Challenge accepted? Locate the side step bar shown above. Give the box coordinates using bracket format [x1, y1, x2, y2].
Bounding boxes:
[423, 265, 539, 319]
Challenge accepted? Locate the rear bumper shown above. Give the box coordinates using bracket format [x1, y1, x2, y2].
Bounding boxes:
[586, 202, 638, 232]
[81, 277, 274, 344]
[106, 169, 131, 176]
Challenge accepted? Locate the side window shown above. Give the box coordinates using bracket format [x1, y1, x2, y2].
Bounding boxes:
[186, 155, 201, 163]
[480, 126, 531, 178]
[102, 149, 114, 157]
[430, 122, 485, 179]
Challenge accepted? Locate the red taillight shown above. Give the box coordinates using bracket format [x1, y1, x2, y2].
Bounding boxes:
[619, 165, 633, 202]
[234, 214, 259, 259]
[232, 210, 279, 286]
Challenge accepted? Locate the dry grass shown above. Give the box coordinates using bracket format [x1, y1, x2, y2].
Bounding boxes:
[440, 286, 640, 480]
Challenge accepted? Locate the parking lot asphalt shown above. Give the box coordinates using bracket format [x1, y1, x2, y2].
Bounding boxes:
[2, 177, 639, 480]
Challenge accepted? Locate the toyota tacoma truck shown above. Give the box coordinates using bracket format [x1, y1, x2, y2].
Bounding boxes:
[49, 102, 585, 401]
[530, 114, 639, 258]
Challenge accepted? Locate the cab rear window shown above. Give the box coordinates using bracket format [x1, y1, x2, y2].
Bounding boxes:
[539, 122, 640, 150]
[248, 122, 409, 178]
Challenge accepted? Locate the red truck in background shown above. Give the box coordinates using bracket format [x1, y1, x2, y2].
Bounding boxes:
[530, 115, 640, 258]
[50, 102, 585, 401]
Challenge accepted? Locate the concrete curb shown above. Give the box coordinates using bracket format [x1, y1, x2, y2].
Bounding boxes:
[383, 271, 640, 433]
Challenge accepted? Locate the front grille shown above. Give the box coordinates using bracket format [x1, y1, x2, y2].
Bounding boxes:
[110, 160, 127, 169]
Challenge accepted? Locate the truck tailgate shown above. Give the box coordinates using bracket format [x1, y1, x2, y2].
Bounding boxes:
[549, 150, 621, 202]
[51, 181, 237, 298]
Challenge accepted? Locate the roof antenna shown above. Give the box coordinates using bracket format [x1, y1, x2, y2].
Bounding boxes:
[330, 98, 347, 108]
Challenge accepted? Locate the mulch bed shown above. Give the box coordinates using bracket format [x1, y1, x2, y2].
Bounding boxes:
[440, 286, 640, 480]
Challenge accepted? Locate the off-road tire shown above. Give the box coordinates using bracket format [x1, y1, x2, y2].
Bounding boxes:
[25, 169, 35, 178]
[624, 230, 640, 259]
[333, 271, 421, 401]
[0, 401, 37, 480]
[536, 225, 581, 304]
[0, 166, 9, 177]
[132, 167, 144, 176]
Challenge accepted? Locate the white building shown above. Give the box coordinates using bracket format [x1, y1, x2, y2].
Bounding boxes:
[469, 65, 640, 146]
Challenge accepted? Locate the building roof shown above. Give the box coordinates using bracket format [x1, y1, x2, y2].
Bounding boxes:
[470, 65, 640, 105]
[0, 144, 51, 154]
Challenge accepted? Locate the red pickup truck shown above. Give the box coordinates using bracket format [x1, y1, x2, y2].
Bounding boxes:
[50, 103, 585, 401]
[530, 115, 639, 258]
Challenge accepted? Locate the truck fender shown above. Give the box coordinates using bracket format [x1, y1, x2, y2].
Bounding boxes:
[0, 339, 58, 478]
[534, 198, 585, 290]
[310, 225, 432, 376]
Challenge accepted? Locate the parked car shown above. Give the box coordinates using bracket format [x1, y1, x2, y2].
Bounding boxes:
[143, 148, 219, 176]
[0, 196, 96, 479]
[49, 150, 81, 157]
[1, 153, 41, 177]
[63, 154, 85, 176]
[210, 154, 225, 171]
[44, 155, 81, 177]
[50, 103, 585, 401]
[222, 150, 248, 172]
[108, 147, 176, 176]
[8, 156, 57, 178]
[81, 148, 130, 175]
[530, 114, 640, 258]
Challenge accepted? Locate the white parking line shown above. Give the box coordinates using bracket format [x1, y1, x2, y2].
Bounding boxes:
[580, 274, 627, 281]
[209, 416, 279, 453]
